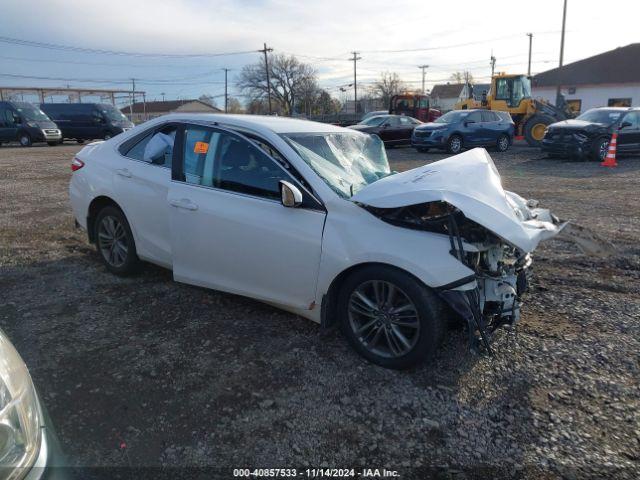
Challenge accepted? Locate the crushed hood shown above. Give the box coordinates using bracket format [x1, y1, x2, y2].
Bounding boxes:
[351, 148, 565, 252]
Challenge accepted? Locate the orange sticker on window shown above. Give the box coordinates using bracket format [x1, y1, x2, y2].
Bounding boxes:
[194, 141, 209, 154]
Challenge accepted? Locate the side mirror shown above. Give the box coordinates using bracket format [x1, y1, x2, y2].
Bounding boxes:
[464, 120, 476, 127]
[279, 180, 302, 208]
[12, 115, 22, 125]
[620, 121, 632, 129]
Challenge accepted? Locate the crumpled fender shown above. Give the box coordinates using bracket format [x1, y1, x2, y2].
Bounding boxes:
[351, 148, 565, 252]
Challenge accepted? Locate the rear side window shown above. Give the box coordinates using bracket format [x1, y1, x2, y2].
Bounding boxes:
[122, 124, 177, 166]
[481, 111, 496, 122]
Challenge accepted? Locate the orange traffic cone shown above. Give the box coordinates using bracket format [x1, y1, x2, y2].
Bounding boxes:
[600, 132, 618, 167]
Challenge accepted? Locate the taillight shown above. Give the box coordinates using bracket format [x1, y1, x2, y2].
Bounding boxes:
[71, 157, 85, 172]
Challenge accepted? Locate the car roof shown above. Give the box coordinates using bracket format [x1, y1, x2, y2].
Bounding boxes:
[589, 107, 631, 111]
[159, 113, 347, 134]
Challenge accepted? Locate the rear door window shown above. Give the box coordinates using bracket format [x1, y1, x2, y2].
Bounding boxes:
[481, 111, 497, 122]
[123, 124, 177, 166]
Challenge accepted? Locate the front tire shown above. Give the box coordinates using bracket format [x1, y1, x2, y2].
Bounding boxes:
[592, 137, 610, 162]
[94, 206, 139, 275]
[18, 133, 32, 147]
[338, 265, 445, 369]
[447, 134, 463, 154]
[523, 114, 554, 147]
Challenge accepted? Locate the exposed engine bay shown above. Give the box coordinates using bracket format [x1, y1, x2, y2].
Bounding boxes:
[351, 148, 567, 353]
[364, 200, 555, 353]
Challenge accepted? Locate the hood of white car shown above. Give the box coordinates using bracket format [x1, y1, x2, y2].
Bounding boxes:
[351, 148, 565, 252]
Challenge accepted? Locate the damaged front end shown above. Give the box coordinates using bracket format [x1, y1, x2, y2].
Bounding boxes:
[364, 201, 538, 353]
[351, 148, 566, 353]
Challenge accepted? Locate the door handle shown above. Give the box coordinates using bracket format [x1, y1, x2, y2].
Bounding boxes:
[169, 198, 198, 211]
[115, 168, 132, 178]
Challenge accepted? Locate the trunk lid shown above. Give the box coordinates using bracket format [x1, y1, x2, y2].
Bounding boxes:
[351, 148, 564, 252]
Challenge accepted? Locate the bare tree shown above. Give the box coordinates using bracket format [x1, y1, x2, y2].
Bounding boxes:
[198, 94, 218, 107]
[449, 71, 475, 84]
[373, 72, 407, 108]
[237, 53, 317, 115]
[226, 97, 244, 113]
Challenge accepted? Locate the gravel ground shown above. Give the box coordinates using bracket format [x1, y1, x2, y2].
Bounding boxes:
[0, 140, 639, 479]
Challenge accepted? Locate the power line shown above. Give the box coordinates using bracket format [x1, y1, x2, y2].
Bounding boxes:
[358, 31, 562, 54]
[0, 36, 259, 58]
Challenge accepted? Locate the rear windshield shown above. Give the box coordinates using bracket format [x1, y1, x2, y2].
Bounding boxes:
[576, 109, 623, 125]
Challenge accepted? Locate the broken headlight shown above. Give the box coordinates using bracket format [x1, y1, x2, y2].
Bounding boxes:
[0, 330, 42, 478]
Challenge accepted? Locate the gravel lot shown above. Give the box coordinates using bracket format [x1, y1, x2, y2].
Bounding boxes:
[1, 140, 639, 479]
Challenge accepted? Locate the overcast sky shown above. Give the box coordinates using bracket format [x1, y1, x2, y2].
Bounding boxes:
[1, 0, 638, 106]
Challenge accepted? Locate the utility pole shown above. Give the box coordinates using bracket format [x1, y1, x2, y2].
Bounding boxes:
[418, 65, 429, 94]
[526, 33, 533, 77]
[161, 92, 165, 102]
[223, 68, 229, 113]
[490, 53, 496, 77]
[259, 43, 273, 114]
[130, 78, 135, 116]
[556, 0, 568, 106]
[350, 51, 361, 116]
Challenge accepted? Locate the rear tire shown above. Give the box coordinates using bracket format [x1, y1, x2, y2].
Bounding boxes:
[94, 206, 139, 275]
[523, 114, 554, 147]
[338, 265, 445, 370]
[496, 134, 510, 152]
[447, 134, 463, 154]
[18, 133, 32, 147]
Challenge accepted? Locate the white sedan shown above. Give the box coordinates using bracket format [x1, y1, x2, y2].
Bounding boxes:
[69, 114, 563, 369]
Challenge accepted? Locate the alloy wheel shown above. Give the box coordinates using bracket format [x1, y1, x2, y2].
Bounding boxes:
[498, 136, 509, 151]
[450, 137, 462, 153]
[348, 280, 420, 358]
[98, 215, 128, 268]
[19, 135, 30, 146]
[599, 140, 610, 161]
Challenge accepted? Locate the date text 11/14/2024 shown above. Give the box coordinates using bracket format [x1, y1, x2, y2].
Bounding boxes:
[233, 468, 400, 478]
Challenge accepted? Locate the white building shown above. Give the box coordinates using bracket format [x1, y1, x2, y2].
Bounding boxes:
[122, 99, 222, 124]
[532, 44, 640, 114]
[430, 84, 466, 112]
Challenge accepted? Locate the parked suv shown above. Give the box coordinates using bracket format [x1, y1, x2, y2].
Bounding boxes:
[542, 107, 640, 161]
[69, 114, 563, 369]
[40, 103, 134, 143]
[0, 101, 62, 146]
[411, 109, 515, 154]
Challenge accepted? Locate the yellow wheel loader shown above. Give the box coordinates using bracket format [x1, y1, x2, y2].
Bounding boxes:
[455, 73, 574, 147]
